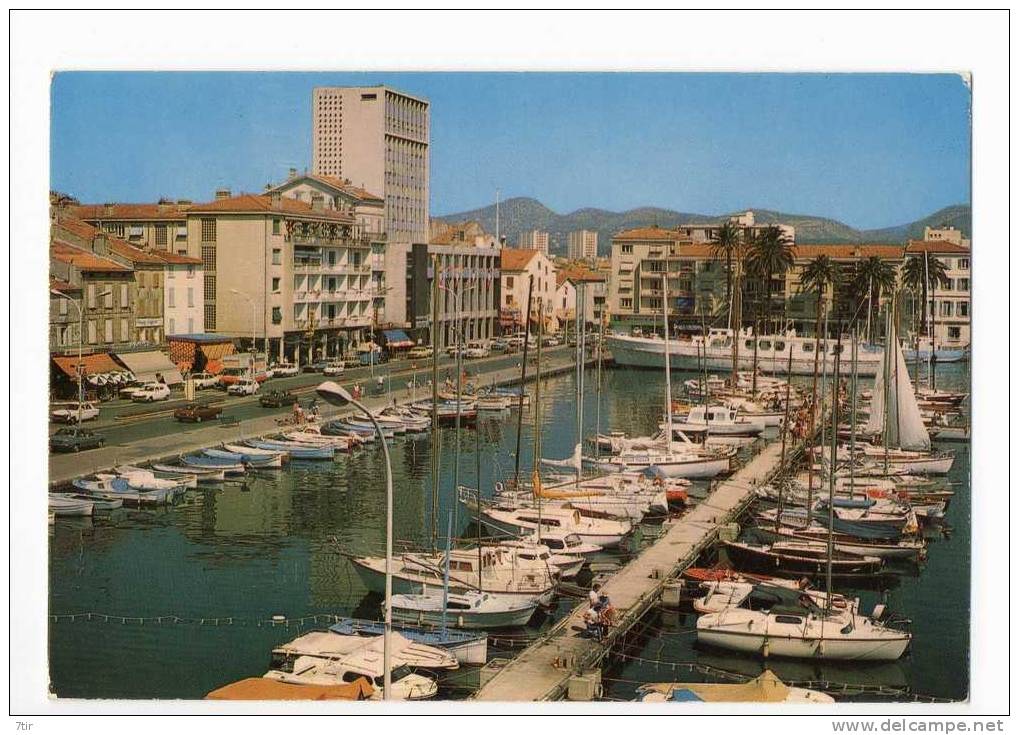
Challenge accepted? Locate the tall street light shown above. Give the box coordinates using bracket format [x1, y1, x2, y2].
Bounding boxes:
[230, 289, 257, 379]
[316, 380, 393, 700]
[51, 287, 111, 423]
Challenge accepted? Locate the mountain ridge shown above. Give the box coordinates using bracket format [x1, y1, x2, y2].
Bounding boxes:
[434, 198, 971, 256]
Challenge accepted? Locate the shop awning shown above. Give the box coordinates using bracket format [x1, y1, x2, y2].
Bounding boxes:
[114, 350, 184, 386]
[382, 329, 414, 349]
[52, 353, 121, 379]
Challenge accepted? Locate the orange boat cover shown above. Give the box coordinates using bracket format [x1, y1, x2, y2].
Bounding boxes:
[205, 677, 373, 701]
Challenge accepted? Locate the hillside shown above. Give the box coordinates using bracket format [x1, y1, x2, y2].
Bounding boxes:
[434, 198, 971, 256]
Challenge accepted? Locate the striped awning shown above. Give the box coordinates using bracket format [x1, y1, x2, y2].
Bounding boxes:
[114, 350, 184, 386]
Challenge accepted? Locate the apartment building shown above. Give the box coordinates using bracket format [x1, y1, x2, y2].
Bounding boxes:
[555, 267, 607, 330]
[517, 229, 550, 255]
[676, 210, 796, 245]
[499, 248, 557, 333]
[606, 225, 971, 345]
[923, 225, 970, 249]
[184, 190, 368, 363]
[312, 86, 430, 246]
[50, 225, 135, 353]
[62, 201, 191, 253]
[405, 242, 502, 349]
[905, 239, 971, 347]
[567, 230, 598, 260]
[162, 252, 204, 337]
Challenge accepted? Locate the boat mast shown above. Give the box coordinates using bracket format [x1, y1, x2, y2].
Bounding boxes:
[825, 326, 843, 607]
[453, 276, 464, 529]
[882, 309, 891, 476]
[662, 274, 673, 449]
[700, 295, 709, 447]
[776, 343, 793, 532]
[442, 511, 452, 634]
[925, 252, 938, 392]
[430, 254, 441, 552]
[512, 276, 535, 488]
[476, 366, 483, 592]
[534, 299, 544, 530]
[849, 327, 858, 500]
[575, 282, 585, 488]
[594, 309, 605, 460]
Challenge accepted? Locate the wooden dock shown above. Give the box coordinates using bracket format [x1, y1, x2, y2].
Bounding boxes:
[473, 435, 800, 701]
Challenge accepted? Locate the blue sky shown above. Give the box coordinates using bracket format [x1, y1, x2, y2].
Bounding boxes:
[50, 72, 970, 229]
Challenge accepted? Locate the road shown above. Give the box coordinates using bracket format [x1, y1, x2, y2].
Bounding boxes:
[48, 345, 588, 484]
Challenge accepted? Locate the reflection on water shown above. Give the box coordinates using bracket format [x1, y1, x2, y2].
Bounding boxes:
[49, 363, 970, 701]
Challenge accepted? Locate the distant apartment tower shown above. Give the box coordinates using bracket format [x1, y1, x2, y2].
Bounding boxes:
[568, 230, 598, 260]
[924, 225, 970, 248]
[517, 229, 549, 254]
[312, 86, 430, 245]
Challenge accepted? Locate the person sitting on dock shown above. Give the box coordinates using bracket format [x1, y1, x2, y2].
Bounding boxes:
[583, 606, 602, 641]
[597, 593, 615, 638]
[292, 400, 304, 425]
[589, 583, 602, 609]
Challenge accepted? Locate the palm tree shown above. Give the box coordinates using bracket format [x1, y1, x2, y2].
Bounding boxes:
[710, 221, 742, 326]
[851, 256, 898, 340]
[745, 225, 795, 334]
[901, 253, 950, 334]
[799, 255, 842, 340]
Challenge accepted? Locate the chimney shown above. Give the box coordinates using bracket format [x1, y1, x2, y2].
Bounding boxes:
[288, 167, 298, 180]
[270, 191, 282, 209]
[92, 233, 109, 255]
[103, 202, 114, 216]
[215, 188, 231, 200]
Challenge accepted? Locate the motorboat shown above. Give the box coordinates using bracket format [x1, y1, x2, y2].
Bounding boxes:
[723, 540, 884, 576]
[96, 469, 188, 495]
[48, 494, 94, 517]
[263, 630, 453, 701]
[663, 405, 765, 437]
[493, 537, 586, 580]
[115, 464, 199, 489]
[329, 619, 487, 667]
[389, 590, 539, 630]
[535, 530, 604, 558]
[470, 503, 632, 549]
[72, 477, 174, 506]
[350, 545, 557, 606]
[636, 670, 834, 703]
[584, 446, 733, 479]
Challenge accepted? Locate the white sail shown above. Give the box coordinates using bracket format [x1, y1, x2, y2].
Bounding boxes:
[864, 345, 886, 437]
[866, 311, 930, 451]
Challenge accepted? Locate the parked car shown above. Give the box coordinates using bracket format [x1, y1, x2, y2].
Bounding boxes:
[359, 350, 389, 366]
[49, 427, 105, 453]
[341, 356, 361, 369]
[227, 379, 260, 396]
[50, 401, 100, 424]
[118, 382, 144, 399]
[490, 338, 511, 353]
[302, 360, 329, 373]
[173, 403, 224, 423]
[408, 345, 434, 360]
[219, 367, 269, 386]
[190, 372, 221, 390]
[131, 383, 172, 402]
[271, 362, 299, 378]
[259, 389, 295, 408]
[464, 340, 491, 359]
[323, 361, 346, 377]
[542, 335, 561, 347]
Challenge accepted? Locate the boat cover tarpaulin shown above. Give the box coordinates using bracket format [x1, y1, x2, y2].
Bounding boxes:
[114, 350, 184, 386]
[205, 677, 373, 700]
[52, 353, 120, 379]
[383, 329, 414, 349]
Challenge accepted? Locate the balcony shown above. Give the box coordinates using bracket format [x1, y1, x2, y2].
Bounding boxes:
[291, 234, 350, 248]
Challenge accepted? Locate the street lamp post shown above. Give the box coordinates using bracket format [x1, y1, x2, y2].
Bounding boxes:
[315, 380, 393, 700]
[51, 287, 110, 423]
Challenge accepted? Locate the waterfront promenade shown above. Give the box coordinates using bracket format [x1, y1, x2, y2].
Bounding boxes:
[49, 346, 591, 486]
[474, 434, 800, 701]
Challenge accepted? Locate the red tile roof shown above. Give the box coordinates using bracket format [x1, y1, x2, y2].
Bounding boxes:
[51, 241, 131, 272]
[302, 175, 384, 203]
[188, 193, 354, 222]
[56, 216, 166, 265]
[157, 251, 203, 265]
[499, 248, 539, 272]
[556, 266, 606, 287]
[65, 203, 190, 221]
[791, 244, 907, 260]
[905, 239, 970, 254]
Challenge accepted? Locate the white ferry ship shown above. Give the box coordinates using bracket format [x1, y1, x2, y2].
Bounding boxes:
[606, 328, 884, 376]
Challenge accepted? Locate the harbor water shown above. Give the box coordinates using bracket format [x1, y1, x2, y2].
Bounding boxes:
[48, 363, 970, 701]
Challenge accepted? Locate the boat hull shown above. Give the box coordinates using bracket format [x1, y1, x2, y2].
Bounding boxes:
[696, 627, 910, 661]
[390, 605, 536, 630]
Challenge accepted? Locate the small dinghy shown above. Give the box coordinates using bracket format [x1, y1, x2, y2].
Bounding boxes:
[151, 463, 227, 483]
[203, 448, 284, 468]
[244, 439, 335, 460]
[73, 478, 174, 506]
[179, 454, 247, 475]
[49, 494, 94, 517]
[390, 590, 539, 630]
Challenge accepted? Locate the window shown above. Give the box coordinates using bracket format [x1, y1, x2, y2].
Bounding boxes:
[939, 301, 953, 317]
[272, 248, 281, 265]
[168, 318, 175, 334]
[120, 319, 129, 342]
[506, 276, 514, 288]
[87, 321, 97, 344]
[58, 298, 67, 316]
[958, 278, 969, 292]
[138, 272, 147, 288]
[104, 319, 113, 343]
[272, 218, 281, 235]
[621, 244, 634, 254]
[152, 273, 160, 289]
[204, 303, 216, 331]
[205, 274, 216, 297]
[271, 307, 282, 324]
[948, 326, 961, 340]
[272, 277, 281, 293]
[774, 615, 803, 625]
[958, 258, 969, 270]
[155, 225, 167, 246]
[168, 288, 175, 307]
[201, 218, 216, 242]
[187, 287, 194, 307]
[87, 284, 96, 309]
[167, 267, 175, 280]
[958, 301, 969, 317]
[620, 298, 632, 309]
[119, 284, 127, 308]
[328, 250, 337, 266]
[802, 343, 814, 353]
[187, 317, 194, 333]
[187, 265, 195, 278]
